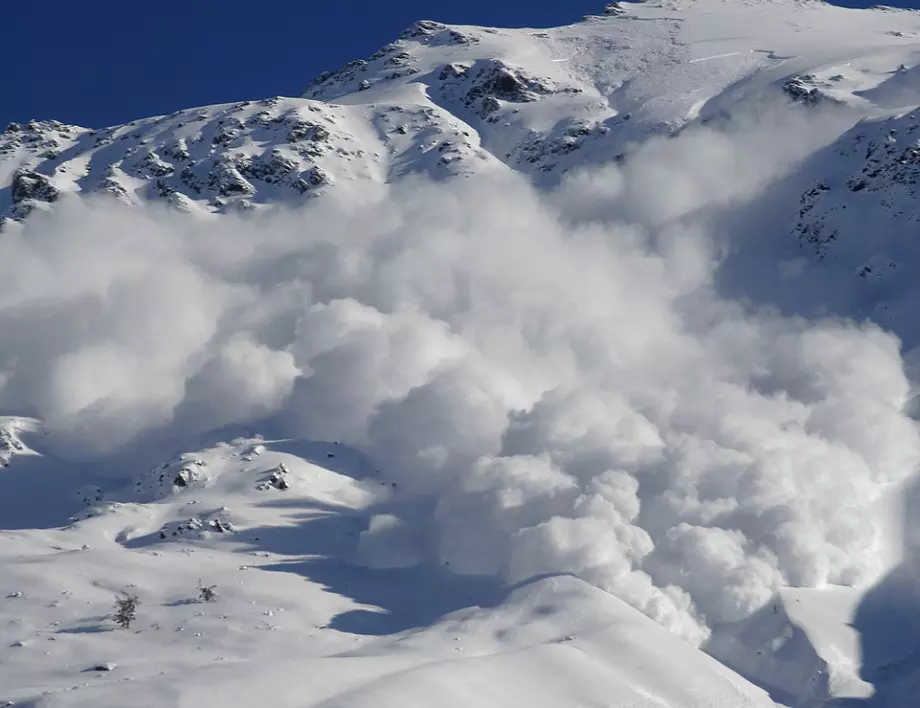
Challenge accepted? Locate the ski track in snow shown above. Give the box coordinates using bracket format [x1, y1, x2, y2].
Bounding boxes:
[688, 50, 744, 63]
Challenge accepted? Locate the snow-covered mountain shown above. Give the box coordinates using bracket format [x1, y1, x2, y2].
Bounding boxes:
[8, 0, 920, 221]
[6, 0, 920, 340]
[7, 1, 920, 706]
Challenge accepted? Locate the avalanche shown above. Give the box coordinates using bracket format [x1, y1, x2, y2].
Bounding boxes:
[5, 1, 920, 706]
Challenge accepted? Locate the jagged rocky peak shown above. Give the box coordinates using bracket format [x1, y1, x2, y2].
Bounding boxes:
[4, 0, 920, 229]
[399, 19, 480, 45]
[400, 19, 448, 39]
[304, 18, 488, 99]
[438, 58, 567, 120]
[0, 97, 373, 223]
[2, 118, 86, 151]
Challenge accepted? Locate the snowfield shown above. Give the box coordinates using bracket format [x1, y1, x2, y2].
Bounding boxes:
[6, 0, 920, 706]
[0, 430, 777, 708]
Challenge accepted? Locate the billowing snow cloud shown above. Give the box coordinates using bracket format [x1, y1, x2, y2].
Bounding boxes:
[0, 111, 917, 645]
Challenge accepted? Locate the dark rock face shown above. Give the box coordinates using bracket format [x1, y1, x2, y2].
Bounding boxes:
[0, 98, 351, 222]
[133, 152, 174, 178]
[209, 159, 255, 197]
[782, 75, 842, 107]
[286, 120, 329, 145]
[293, 166, 328, 193]
[158, 516, 235, 540]
[469, 61, 556, 106]
[845, 129, 920, 195]
[11, 169, 59, 204]
[792, 107, 920, 274]
[162, 139, 190, 162]
[514, 122, 607, 172]
[437, 59, 563, 121]
[795, 182, 838, 260]
[239, 150, 298, 184]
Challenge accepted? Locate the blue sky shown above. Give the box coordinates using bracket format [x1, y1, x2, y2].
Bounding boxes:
[1, 0, 911, 129]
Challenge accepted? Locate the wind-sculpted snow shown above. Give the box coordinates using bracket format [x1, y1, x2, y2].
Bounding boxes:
[2, 108, 918, 650]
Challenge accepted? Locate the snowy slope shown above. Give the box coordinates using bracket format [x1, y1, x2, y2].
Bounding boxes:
[781, 106, 920, 342]
[8, 1, 920, 707]
[0, 426, 776, 708]
[708, 585, 872, 705]
[8, 0, 920, 221]
[305, 0, 920, 176]
[0, 98, 495, 224]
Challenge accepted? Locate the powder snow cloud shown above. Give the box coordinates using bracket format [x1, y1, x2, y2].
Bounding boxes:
[0, 108, 917, 645]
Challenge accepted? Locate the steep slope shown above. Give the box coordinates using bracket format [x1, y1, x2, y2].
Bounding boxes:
[0, 97, 495, 225]
[304, 0, 920, 178]
[8, 1, 920, 707]
[7, 0, 920, 224]
[785, 106, 920, 340]
[0, 428, 776, 708]
[707, 586, 872, 706]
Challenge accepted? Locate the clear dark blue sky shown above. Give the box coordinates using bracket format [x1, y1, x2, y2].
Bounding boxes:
[0, 0, 908, 130]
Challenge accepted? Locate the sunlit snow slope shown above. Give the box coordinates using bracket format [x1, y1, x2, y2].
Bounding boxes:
[7, 0, 920, 218]
[0, 425, 775, 708]
[7, 1, 920, 707]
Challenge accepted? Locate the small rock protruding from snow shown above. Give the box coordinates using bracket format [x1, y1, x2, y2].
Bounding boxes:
[257, 463, 292, 492]
[134, 457, 209, 501]
[76, 485, 105, 507]
[782, 75, 842, 107]
[158, 514, 235, 541]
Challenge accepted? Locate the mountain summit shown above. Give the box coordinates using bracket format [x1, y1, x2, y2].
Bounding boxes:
[5, 0, 920, 218]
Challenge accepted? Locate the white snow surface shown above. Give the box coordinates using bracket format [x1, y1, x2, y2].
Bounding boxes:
[0, 431, 775, 708]
[7, 0, 920, 705]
